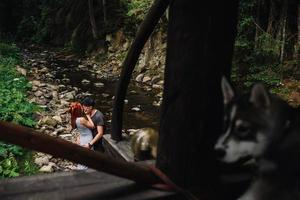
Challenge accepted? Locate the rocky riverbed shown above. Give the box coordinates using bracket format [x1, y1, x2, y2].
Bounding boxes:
[20, 45, 164, 173]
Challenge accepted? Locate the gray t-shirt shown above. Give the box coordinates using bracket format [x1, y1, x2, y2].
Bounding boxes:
[91, 110, 105, 137]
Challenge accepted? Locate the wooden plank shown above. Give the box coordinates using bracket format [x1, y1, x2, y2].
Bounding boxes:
[0, 170, 176, 200]
[103, 135, 156, 165]
[103, 134, 134, 161]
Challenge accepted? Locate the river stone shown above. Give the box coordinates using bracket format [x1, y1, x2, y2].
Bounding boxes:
[78, 64, 87, 69]
[131, 107, 141, 112]
[52, 115, 62, 123]
[135, 74, 144, 82]
[62, 78, 70, 84]
[62, 92, 75, 100]
[94, 82, 104, 87]
[123, 41, 130, 50]
[157, 80, 164, 85]
[34, 157, 49, 166]
[34, 91, 43, 97]
[44, 92, 52, 99]
[152, 84, 163, 89]
[52, 91, 59, 99]
[157, 92, 163, 98]
[39, 164, 54, 173]
[41, 116, 58, 127]
[102, 93, 109, 98]
[16, 65, 27, 76]
[81, 79, 90, 84]
[153, 101, 161, 107]
[31, 80, 41, 87]
[151, 75, 161, 84]
[59, 134, 72, 140]
[142, 76, 151, 83]
[40, 67, 48, 73]
[36, 98, 48, 105]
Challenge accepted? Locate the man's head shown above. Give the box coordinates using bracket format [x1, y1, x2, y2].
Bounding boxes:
[81, 97, 95, 115]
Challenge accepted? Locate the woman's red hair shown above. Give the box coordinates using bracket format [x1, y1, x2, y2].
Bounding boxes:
[69, 102, 83, 129]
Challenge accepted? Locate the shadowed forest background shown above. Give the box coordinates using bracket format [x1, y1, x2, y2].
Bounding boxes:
[0, 0, 299, 185]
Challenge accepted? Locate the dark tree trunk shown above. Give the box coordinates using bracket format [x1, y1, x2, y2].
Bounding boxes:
[284, 0, 298, 61]
[279, 0, 288, 64]
[156, 0, 239, 197]
[102, 0, 107, 25]
[255, 0, 270, 48]
[298, 4, 300, 62]
[88, 0, 99, 39]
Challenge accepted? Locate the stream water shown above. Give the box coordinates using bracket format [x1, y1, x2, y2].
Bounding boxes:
[50, 57, 160, 133]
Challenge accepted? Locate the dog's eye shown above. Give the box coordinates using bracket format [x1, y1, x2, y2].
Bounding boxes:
[223, 115, 229, 130]
[236, 125, 249, 133]
[235, 125, 253, 139]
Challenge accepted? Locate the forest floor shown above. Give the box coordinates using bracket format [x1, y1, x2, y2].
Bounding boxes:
[275, 78, 300, 107]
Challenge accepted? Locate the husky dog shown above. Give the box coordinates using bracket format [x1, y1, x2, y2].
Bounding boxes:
[215, 77, 300, 200]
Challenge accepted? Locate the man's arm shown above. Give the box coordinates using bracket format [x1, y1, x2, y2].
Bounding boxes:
[89, 125, 104, 146]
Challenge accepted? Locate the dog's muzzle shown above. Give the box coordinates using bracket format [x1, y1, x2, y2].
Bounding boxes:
[215, 147, 226, 159]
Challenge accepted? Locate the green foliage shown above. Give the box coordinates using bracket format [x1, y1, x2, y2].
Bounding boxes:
[254, 33, 281, 64]
[0, 143, 38, 178]
[0, 43, 20, 60]
[0, 64, 38, 126]
[126, 0, 152, 21]
[0, 142, 23, 157]
[0, 155, 20, 178]
[233, 0, 285, 90]
[0, 42, 39, 178]
[121, 0, 154, 35]
[245, 68, 281, 88]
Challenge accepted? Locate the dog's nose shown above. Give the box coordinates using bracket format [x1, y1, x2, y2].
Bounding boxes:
[215, 148, 226, 158]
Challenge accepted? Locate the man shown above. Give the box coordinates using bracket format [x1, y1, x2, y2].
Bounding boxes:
[81, 97, 105, 152]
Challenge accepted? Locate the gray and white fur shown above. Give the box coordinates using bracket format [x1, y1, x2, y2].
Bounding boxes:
[215, 77, 300, 200]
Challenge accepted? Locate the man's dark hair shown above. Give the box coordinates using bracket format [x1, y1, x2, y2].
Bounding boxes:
[81, 97, 95, 107]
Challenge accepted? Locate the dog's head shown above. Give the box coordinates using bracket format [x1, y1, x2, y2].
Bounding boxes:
[215, 77, 274, 163]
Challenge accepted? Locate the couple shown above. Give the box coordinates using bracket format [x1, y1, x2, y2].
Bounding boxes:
[72, 97, 105, 152]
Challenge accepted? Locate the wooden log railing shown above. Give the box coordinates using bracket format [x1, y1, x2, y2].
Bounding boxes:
[0, 121, 199, 199]
[0, 121, 161, 185]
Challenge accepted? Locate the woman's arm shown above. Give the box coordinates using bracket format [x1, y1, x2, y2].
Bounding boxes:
[80, 115, 95, 129]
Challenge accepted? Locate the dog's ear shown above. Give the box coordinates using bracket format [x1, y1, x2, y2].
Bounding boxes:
[221, 76, 234, 105]
[249, 83, 270, 109]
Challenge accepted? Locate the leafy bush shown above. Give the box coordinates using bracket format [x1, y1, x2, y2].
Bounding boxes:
[0, 61, 38, 127]
[0, 43, 20, 60]
[0, 42, 39, 178]
[121, 0, 153, 35]
[126, 0, 152, 21]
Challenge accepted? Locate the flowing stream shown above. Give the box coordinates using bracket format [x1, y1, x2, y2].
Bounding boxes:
[50, 56, 161, 134]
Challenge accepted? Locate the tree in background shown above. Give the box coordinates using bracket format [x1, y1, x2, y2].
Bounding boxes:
[234, 0, 300, 88]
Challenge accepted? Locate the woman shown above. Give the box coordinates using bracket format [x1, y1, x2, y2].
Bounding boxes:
[75, 108, 95, 149]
